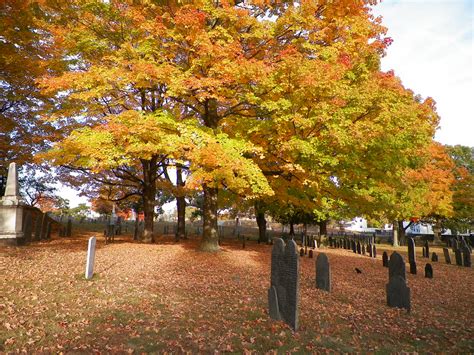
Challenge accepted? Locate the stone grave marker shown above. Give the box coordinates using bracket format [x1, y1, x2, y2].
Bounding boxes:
[424, 240, 430, 258]
[309, 250, 313, 258]
[23, 211, 33, 242]
[352, 240, 357, 253]
[409, 261, 417, 275]
[452, 239, 459, 253]
[431, 252, 438, 262]
[462, 246, 471, 267]
[422, 247, 426, 258]
[425, 263, 433, 278]
[407, 237, 416, 265]
[268, 238, 299, 331]
[443, 248, 451, 264]
[316, 253, 331, 292]
[386, 252, 410, 312]
[300, 248, 305, 257]
[454, 248, 463, 266]
[85, 236, 97, 280]
[382, 251, 389, 267]
[372, 244, 377, 258]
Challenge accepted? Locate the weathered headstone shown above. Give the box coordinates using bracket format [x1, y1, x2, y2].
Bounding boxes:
[409, 261, 417, 275]
[309, 249, 313, 258]
[85, 236, 97, 279]
[454, 248, 463, 266]
[443, 248, 451, 264]
[407, 237, 416, 265]
[462, 246, 471, 267]
[382, 251, 389, 267]
[372, 244, 377, 258]
[22, 211, 33, 241]
[386, 252, 410, 312]
[316, 253, 331, 292]
[368, 244, 373, 257]
[431, 252, 438, 262]
[424, 240, 430, 258]
[425, 263, 433, 278]
[300, 248, 305, 257]
[268, 238, 299, 330]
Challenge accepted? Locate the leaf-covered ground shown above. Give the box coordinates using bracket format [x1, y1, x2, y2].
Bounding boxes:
[1, 232, 473, 353]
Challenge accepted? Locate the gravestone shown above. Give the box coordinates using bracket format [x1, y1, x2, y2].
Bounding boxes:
[368, 244, 373, 257]
[443, 248, 451, 264]
[268, 238, 299, 330]
[388, 252, 406, 280]
[316, 253, 331, 292]
[85, 236, 97, 279]
[409, 261, 417, 275]
[22, 211, 33, 242]
[372, 244, 377, 258]
[309, 250, 313, 258]
[452, 239, 459, 253]
[424, 240, 430, 258]
[425, 263, 433, 278]
[431, 252, 438, 262]
[382, 251, 389, 267]
[352, 240, 357, 253]
[66, 217, 72, 237]
[422, 247, 426, 258]
[300, 248, 304, 257]
[454, 248, 463, 266]
[386, 252, 410, 312]
[462, 246, 471, 267]
[356, 241, 361, 254]
[313, 240, 318, 249]
[407, 237, 416, 265]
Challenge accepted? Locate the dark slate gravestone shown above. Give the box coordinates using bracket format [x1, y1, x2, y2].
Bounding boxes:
[357, 241, 361, 254]
[452, 239, 459, 253]
[443, 248, 451, 264]
[409, 261, 417, 275]
[386, 252, 410, 312]
[372, 244, 377, 258]
[407, 237, 416, 265]
[389, 252, 406, 280]
[462, 246, 471, 267]
[316, 253, 331, 292]
[23, 211, 33, 242]
[66, 218, 72, 237]
[424, 240, 430, 259]
[383, 251, 389, 267]
[425, 263, 433, 278]
[454, 248, 463, 266]
[431, 252, 438, 262]
[309, 250, 313, 258]
[268, 238, 299, 331]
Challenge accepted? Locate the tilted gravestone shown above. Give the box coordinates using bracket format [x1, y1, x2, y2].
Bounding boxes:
[85, 236, 97, 279]
[316, 253, 331, 292]
[386, 252, 410, 312]
[424, 240, 430, 258]
[462, 246, 471, 267]
[382, 251, 389, 267]
[431, 252, 438, 262]
[407, 237, 416, 265]
[454, 248, 463, 266]
[268, 238, 299, 330]
[443, 248, 451, 264]
[425, 263, 433, 278]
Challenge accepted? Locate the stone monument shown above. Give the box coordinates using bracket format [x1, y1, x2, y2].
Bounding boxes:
[0, 163, 25, 245]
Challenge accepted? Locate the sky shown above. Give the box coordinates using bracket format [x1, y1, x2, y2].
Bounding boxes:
[372, 0, 473, 147]
[63, 1, 473, 208]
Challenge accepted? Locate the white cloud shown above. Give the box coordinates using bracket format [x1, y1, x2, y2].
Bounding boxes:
[372, 0, 473, 146]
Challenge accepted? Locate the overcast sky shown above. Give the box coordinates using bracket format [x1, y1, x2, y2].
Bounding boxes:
[372, 0, 473, 147]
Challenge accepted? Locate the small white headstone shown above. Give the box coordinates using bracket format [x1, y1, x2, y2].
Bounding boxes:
[85, 236, 97, 279]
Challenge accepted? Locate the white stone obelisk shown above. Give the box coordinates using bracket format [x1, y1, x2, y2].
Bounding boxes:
[85, 236, 97, 279]
[1, 162, 22, 205]
[0, 162, 24, 244]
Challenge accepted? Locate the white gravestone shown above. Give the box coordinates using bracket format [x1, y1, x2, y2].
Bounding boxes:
[0, 163, 24, 245]
[85, 236, 97, 279]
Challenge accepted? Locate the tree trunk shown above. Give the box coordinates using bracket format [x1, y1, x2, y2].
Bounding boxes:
[133, 215, 139, 241]
[200, 184, 219, 252]
[289, 222, 295, 236]
[140, 158, 157, 243]
[398, 220, 406, 246]
[318, 220, 327, 237]
[176, 167, 186, 241]
[255, 201, 267, 244]
[433, 219, 442, 244]
[392, 220, 399, 247]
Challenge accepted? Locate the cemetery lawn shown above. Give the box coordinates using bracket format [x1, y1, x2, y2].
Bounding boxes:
[1, 233, 473, 353]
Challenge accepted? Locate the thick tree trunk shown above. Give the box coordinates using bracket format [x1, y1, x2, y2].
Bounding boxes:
[392, 220, 399, 247]
[200, 184, 219, 252]
[255, 201, 267, 244]
[398, 220, 406, 246]
[140, 158, 157, 243]
[176, 167, 186, 241]
[318, 220, 327, 237]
